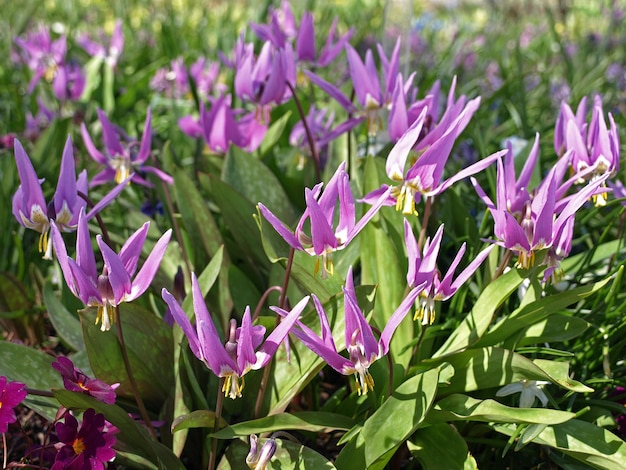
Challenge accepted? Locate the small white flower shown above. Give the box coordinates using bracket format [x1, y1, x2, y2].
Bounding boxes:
[496, 379, 550, 408]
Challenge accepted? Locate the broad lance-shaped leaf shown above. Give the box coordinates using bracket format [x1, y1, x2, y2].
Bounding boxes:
[493, 419, 626, 470]
[81, 303, 174, 409]
[427, 394, 576, 424]
[335, 367, 440, 469]
[44, 282, 84, 352]
[218, 437, 336, 470]
[173, 168, 233, 318]
[437, 347, 592, 395]
[476, 276, 610, 347]
[54, 390, 185, 469]
[434, 266, 528, 357]
[0, 342, 62, 421]
[210, 412, 355, 438]
[409, 424, 477, 470]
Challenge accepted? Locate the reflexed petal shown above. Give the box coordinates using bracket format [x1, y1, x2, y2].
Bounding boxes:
[260, 295, 310, 368]
[162, 288, 202, 360]
[127, 229, 172, 301]
[97, 108, 125, 156]
[379, 285, 424, 355]
[305, 188, 337, 255]
[135, 108, 152, 164]
[75, 210, 97, 281]
[198, 320, 237, 376]
[81, 123, 108, 165]
[258, 203, 302, 250]
[50, 221, 79, 298]
[386, 107, 427, 181]
[118, 222, 150, 277]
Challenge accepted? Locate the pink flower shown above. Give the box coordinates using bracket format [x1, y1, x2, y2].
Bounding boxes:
[0, 376, 27, 433]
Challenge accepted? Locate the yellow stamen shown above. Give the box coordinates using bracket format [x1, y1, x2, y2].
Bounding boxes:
[72, 437, 86, 455]
[354, 370, 375, 396]
[222, 374, 245, 399]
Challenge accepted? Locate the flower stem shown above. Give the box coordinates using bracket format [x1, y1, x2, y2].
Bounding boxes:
[254, 247, 296, 418]
[114, 305, 157, 440]
[252, 286, 283, 322]
[77, 191, 113, 247]
[287, 81, 321, 182]
[208, 377, 226, 470]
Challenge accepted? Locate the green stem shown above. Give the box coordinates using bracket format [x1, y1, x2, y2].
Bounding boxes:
[115, 305, 157, 440]
[254, 248, 296, 418]
[208, 377, 226, 470]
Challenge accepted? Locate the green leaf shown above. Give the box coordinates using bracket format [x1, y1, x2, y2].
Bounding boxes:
[43, 282, 84, 351]
[428, 394, 575, 424]
[434, 267, 528, 357]
[408, 423, 476, 470]
[212, 412, 356, 438]
[171, 410, 229, 432]
[80, 55, 103, 102]
[207, 175, 271, 270]
[437, 347, 592, 395]
[223, 146, 297, 224]
[0, 342, 61, 420]
[218, 437, 337, 469]
[260, 110, 292, 156]
[172, 168, 233, 316]
[477, 277, 609, 347]
[335, 367, 440, 469]
[516, 314, 590, 346]
[80, 303, 174, 409]
[54, 390, 185, 469]
[0, 271, 32, 313]
[494, 419, 626, 470]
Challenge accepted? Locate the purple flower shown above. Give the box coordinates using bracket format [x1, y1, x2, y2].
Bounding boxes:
[52, 61, 86, 102]
[12, 137, 122, 259]
[52, 408, 117, 469]
[77, 19, 124, 68]
[404, 221, 494, 325]
[162, 274, 307, 399]
[273, 267, 422, 395]
[363, 102, 504, 216]
[556, 95, 620, 206]
[259, 162, 390, 276]
[189, 57, 222, 97]
[51, 209, 172, 331]
[81, 108, 173, 187]
[14, 24, 67, 93]
[150, 57, 189, 99]
[250, 0, 297, 49]
[295, 12, 353, 68]
[0, 376, 27, 433]
[52, 357, 119, 404]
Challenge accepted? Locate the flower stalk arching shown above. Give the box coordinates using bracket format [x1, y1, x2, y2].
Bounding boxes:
[286, 81, 321, 182]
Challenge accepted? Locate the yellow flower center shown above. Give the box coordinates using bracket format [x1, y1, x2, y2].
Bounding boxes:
[72, 437, 86, 455]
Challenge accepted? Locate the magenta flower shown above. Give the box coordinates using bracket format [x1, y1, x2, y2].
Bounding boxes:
[273, 267, 422, 395]
[51, 209, 172, 331]
[259, 162, 391, 276]
[81, 108, 173, 187]
[52, 408, 117, 469]
[77, 19, 124, 68]
[250, 0, 297, 49]
[12, 137, 123, 259]
[52, 357, 119, 405]
[404, 221, 494, 325]
[150, 57, 190, 99]
[0, 376, 27, 433]
[189, 57, 222, 97]
[162, 274, 307, 399]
